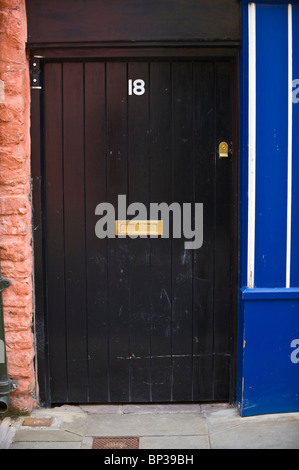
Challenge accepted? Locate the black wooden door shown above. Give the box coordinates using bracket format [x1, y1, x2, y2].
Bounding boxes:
[42, 58, 234, 404]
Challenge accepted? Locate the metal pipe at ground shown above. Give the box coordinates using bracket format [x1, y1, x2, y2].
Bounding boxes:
[0, 267, 13, 413]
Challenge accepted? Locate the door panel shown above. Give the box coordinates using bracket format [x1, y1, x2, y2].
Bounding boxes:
[43, 59, 233, 403]
[84, 62, 108, 402]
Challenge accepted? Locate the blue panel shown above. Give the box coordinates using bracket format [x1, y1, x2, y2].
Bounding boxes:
[239, 296, 299, 416]
[255, 5, 288, 287]
[242, 287, 299, 299]
[237, 2, 249, 407]
[291, 6, 299, 287]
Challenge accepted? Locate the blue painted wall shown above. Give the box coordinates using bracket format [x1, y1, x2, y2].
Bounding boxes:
[255, 4, 288, 288]
[238, 1, 299, 416]
[241, 290, 299, 416]
[291, 5, 299, 287]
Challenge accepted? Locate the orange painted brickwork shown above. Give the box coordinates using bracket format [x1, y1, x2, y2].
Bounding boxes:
[0, 0, 35, 411]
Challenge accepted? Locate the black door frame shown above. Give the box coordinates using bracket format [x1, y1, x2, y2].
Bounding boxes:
[30, 45, 239, 407]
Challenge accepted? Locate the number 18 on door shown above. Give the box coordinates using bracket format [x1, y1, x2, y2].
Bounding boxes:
[128, 79, 146, 96]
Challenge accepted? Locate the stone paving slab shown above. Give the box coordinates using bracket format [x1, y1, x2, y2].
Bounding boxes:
[80, 405, 122, 414]
[203, 406, 299, 449]
[0, 418, 15, 449]
[2, 403, 299, 449]
[122, 404, 202, 414]
[10, 407, 87, 444]
[85, 412, 208, 437]
[139, 435, 210, 449]
[9, 441, 81, 449]
[12, 429, 82, 442]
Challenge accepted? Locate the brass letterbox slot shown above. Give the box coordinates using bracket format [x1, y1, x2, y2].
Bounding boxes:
[115, 220, 163, 236]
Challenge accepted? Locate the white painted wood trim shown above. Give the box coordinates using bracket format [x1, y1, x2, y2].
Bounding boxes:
[286, 4, 293, 288]
[247, 3, 256, 289]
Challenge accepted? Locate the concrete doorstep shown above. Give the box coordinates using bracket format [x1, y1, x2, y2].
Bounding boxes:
[1, 403, 299, 450]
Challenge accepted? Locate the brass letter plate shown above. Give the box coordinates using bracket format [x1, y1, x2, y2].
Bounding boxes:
[219, 141, 229, 158]
[115, 220, 163, 236]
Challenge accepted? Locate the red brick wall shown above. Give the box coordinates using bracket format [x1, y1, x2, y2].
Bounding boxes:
[0, 0, 35, 411]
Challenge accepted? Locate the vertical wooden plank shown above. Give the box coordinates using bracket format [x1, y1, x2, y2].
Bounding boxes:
[31, 82, 50, 406]
[127, 62, 151, 401]
[149, 62, 173, 402]
[43, 63, 68, 402]
[84, 62, 109, 402]
[171, 62, 193, 401]
[63, 62, 88, 402]
[106, 62, 130, 402]
[214, 61, 233, 400]
[192, 61, 215, 401]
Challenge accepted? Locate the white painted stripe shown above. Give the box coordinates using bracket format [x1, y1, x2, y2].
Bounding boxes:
[247, 3, 256, 289]
[286, 4, 293, 288]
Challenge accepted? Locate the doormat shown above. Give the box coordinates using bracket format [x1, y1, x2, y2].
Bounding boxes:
[92, 437, 139, 449]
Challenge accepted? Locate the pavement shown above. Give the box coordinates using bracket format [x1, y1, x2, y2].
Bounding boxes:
[0, 403, 299, 450]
